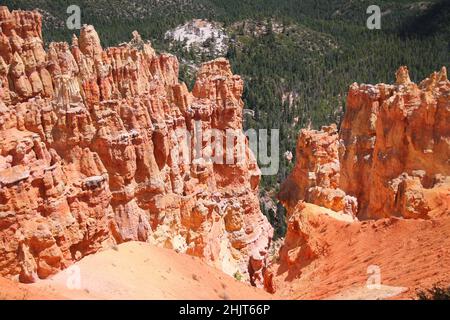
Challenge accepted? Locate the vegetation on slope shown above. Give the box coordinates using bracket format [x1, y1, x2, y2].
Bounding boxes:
[417, 285, 450, 300]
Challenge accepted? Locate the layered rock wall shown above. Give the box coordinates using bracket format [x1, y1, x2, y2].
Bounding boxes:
[0, 7, 272, 285]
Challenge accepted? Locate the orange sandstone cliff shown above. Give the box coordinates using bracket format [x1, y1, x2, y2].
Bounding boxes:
[0, 6, 272, 286]
[267, 66, 450, 299]
[341, 66, 449, 219]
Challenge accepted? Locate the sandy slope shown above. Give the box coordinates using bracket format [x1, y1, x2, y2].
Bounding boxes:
[269, 215, 450, 300]
[3, 216, 449, 300]
[0, 277, 65, 300]
[7, 242, 273, 300]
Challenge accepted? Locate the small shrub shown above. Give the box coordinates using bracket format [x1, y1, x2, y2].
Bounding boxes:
[233, 271, 243, 281]
[417, 285, 450, 300]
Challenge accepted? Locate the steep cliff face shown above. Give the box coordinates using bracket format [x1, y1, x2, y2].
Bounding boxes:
[266, 66, 450, 297]
[0, 7, 272, 285]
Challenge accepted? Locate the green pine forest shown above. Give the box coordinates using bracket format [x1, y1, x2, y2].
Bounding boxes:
[5, 0, 450, 237]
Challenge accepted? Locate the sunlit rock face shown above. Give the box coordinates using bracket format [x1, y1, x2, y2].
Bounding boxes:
[341, 65, 449, 219]
[279, 66, 449, 221]
[266, 66, 449, 295]
[0, 7, 272, 286]
[278, 124, 358, 219]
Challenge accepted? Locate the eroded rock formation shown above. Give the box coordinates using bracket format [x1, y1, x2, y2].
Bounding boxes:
[0, 7, 272, 285]
[280, 65, 449, 221]
[278, 124, 358, 218]
[341, 65, 449, 219]
[266, 66, 450, 295]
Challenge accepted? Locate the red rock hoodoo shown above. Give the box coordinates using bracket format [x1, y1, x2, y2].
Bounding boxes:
[0, 7, 272, 286]
[280, 65, 449, 221]
[341, 66, 449, 219]
[266, 66, 450, 298]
